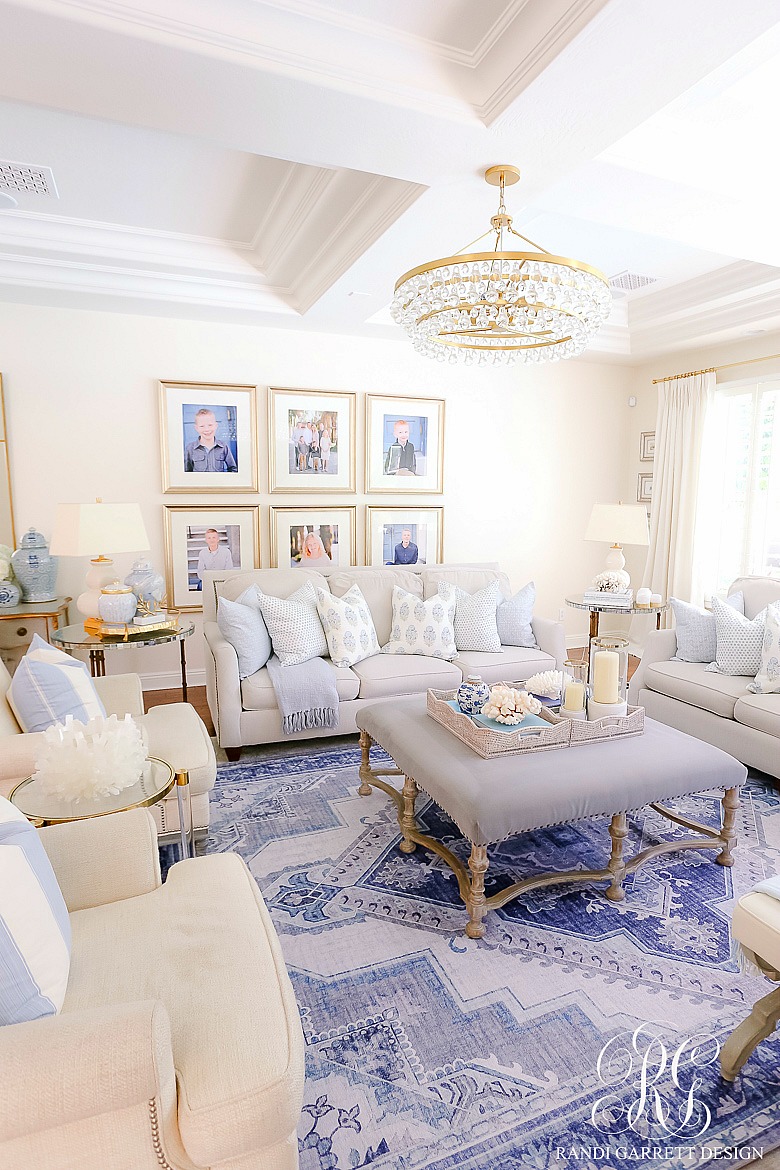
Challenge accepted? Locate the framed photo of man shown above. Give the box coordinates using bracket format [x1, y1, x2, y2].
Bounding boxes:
[159, 380, 258, 493]
[269, 387, 356, 493]
[366, 506, 444, 568]
[366, 394, 444, 493]
[163, 505, 260, 611]
[270, 506, 357, 569]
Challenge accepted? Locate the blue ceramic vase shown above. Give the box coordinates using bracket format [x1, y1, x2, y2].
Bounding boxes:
[11, 528, 58, 602]
[457, 674, 491, 716]
[0, 579, 21, 608]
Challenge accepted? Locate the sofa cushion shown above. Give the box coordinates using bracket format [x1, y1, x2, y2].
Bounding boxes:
[381, 585, 457, 660]
[241, 660, 360, 710]
[8, 634, 106, 734]
[63, 853, 304, 1163]
[734, 694, 780, 738]
[442, 580, 501, 652]
[421, 566, 510, 600]
[137, 704, 217, 796]
[256, 581, 329, 667]
[644, 661, 751, 718]
[351, 653, 461, 700]
[316, 585, 380, 668]
[454, 647, 556, 686]
[328, 569, 422, 645]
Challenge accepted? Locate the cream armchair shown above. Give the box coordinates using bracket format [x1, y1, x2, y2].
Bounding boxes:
[0, 810, 305, 1170]
[0, 659, 216, 842]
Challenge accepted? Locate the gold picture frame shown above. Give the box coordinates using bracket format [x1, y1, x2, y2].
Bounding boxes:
[365, 506, 444, 567]
[159, 380, 258, 493]
[269, 387, 356, 494]
[163, 505, 260, 612]
[269, 506, 357, 570]
[366, 393, 445, 494]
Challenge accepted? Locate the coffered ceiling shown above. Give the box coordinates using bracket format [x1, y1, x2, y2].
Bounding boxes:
[0, 0, 779, 359]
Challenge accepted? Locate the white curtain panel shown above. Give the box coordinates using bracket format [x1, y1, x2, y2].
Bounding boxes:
[635, 371, 715, 634]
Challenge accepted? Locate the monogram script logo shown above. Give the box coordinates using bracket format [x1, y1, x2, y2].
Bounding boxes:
[591, 1024, 720, 1138]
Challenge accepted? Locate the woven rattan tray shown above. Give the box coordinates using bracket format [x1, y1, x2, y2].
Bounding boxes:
[426, 687, 644, 759]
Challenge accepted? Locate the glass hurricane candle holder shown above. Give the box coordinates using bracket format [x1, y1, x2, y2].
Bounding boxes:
[588, 635, 629, 718]
[560, 660, 588, 720]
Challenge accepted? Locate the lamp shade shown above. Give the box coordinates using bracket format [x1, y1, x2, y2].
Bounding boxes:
[584, 504, 649, 546]
[50, 502, 150, 557]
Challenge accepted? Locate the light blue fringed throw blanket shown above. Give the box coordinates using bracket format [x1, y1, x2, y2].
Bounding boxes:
[266, 654, 339, 735]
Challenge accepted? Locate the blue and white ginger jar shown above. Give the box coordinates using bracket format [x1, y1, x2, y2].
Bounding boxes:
[11, 528, 58, 602]
[457, 674, 490, 716]
[124, 558, 165, 606]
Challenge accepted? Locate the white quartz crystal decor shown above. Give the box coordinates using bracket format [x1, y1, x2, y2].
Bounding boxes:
[481, 684, 542, 725]
[32, 714, 148, 802]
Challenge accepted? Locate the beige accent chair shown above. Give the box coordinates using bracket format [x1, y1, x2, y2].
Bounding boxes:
[0, 660, 217, 842]
[721, 890, 780, 1080]
[0, 809, 305, 1170]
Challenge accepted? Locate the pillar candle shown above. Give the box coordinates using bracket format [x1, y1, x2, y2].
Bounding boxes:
[592, 650, 619, 704]
[562, 681, 586, 711]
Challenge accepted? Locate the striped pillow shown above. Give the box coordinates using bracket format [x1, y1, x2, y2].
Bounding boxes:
[0, 796, 71, 1025]
[8, 634, 105, 733]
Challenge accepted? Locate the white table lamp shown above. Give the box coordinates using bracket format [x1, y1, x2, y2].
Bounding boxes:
[50, 500, 151, 618]
[584, 503, 649, 588]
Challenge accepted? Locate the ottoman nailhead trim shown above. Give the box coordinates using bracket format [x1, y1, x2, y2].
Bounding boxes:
[148, 1099, 175, 1169]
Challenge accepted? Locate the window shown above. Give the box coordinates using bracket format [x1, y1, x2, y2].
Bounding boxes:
[695, 379, 780, 597]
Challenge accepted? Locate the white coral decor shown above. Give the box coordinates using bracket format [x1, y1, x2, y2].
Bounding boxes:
[481, 684, 542, 725]
[32, 714, 149, 803]
[592, 570, 630, 592]
[524, 670, 573, 699]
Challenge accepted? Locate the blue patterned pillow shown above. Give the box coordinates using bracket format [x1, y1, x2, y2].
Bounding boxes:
[749, 603, 780, 694]
[380, 585, 457, 660]
[496, 582, 537, 648]
[671, 593, 744, 663]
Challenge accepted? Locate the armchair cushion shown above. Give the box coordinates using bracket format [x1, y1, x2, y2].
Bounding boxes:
[8, 634, 105, 733]
[39, 809, 161, 912]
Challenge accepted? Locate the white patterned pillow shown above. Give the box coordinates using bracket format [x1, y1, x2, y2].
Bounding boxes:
[496, 581, 537, 648]
[706, 597, 767, 676]
[381, 584, 456, 660]
[439, 580, 501, 653]
[749, 603, 780, 694]
[670, 592, 744, 662]
[316, 585, 380, 668]
[256, 581, 329, 667]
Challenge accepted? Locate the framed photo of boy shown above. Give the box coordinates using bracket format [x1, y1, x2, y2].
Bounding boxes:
[163, 505, 260, 611]
[366, 506, 444, 568]
[269, 387, 356, 494]
[366, 394, 444, 493]
[159, 380, 258, 493]
[270, 506, 357, 570]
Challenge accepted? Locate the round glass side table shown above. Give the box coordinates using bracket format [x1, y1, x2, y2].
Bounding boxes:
[10, 756, 174, 826]
[565, 594, 668, 649]
[51, 619, 195, 700]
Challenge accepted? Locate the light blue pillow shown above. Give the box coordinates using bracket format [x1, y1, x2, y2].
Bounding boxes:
[496, 582, 538, 648]
[217, 587, 272, 680]
[7, 634, 106, 734]
[0, 796, 71, 1025]
[670, 592, 744, 663]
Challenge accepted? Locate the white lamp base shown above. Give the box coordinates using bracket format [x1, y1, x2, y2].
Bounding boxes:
[603, 545, 630, 590]
[76, 558, 116, 619]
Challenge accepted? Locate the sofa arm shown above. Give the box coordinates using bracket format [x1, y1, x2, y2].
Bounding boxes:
[0, 1001, 178, 1156]
[531, 616, 567, 669]
[0, 732, 46, 796]
[627, 628, 678, 704]
[94, 672, 145, 716]
[204, 620, 242, 748]
[39, 809, 161, 912]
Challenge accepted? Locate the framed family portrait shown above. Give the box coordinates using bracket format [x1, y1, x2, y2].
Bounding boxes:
[159, 380, 258, 493]
[366, 394, 444, 494]
[163, 505, 260, 611]
[269, 387, 356, 493]
[366, 506, 443, 568]
[270, 506, 356, 570]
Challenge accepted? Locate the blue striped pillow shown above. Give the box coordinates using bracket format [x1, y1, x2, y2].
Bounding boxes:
[0, 797, 71, 1026]
[8, 633, 105, 733]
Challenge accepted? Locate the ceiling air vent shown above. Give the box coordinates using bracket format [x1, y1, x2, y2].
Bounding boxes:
[608, 270, 657, 293]
[0, 161, 59, 198]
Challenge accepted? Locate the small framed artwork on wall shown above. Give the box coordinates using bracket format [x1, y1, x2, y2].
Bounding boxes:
[159, 381, 258, 493]
[163, 505, 260, 611]
[365, 506, 444, 567]
[269, 387, 356, 493]
[366, 394, 444, 493]
[270, 506, 357, 569]
[637, 473, 653, 504]
[640, 431, 655, 461]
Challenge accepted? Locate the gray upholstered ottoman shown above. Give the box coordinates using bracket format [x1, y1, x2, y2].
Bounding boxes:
[356, 697, 747, 938]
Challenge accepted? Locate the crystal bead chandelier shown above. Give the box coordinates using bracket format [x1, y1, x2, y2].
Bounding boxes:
[391, 165, 612, 366]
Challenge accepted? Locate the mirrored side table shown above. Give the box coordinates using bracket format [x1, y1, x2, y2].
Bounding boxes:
[51, 619, 195, 700]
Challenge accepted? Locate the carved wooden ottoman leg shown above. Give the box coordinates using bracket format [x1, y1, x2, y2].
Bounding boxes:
[720, 982, 780, 1081]
[717, 787, 740, 866]
[358, 730, 373, 796]
[466, 844, 489, 939]
[605, 812, 628, 902]
[399, 775, 419, 853]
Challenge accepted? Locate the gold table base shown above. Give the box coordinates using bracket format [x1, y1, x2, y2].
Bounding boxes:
[358, 731, 740, 939]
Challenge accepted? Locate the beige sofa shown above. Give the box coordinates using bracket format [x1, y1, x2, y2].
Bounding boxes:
[628, 575, 780, 779]
[202, 563, 567, 756]
[0, 809, 305, 1170]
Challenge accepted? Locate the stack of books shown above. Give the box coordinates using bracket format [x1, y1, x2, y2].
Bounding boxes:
[583, 588, 633, 608]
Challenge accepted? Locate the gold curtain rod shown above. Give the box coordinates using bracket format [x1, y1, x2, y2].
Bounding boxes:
[652, 351, 780, 384]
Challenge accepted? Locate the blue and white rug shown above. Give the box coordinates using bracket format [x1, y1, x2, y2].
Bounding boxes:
[202, 740, 780, 1169]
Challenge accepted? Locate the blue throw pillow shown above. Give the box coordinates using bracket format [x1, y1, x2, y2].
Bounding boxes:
[670, 592, 744, 663]
[217, 588, 273, 679]
[496, 582, 538, 648]
[8, 634, 106, 733]
[0, 796, 71, 1025]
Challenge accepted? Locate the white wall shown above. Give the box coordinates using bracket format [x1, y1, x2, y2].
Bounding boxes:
[0, 303, 636, 684]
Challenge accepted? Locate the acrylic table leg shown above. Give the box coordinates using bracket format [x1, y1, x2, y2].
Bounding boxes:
[175, 769, 193, 860]
[180, 638, 188, 703]
[399, 775, 419, 853]
[717, 787, 740, 866]
[605, 812, 628, 901]
[466, 844, 489, 938]
[358, 730, 373, 795]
